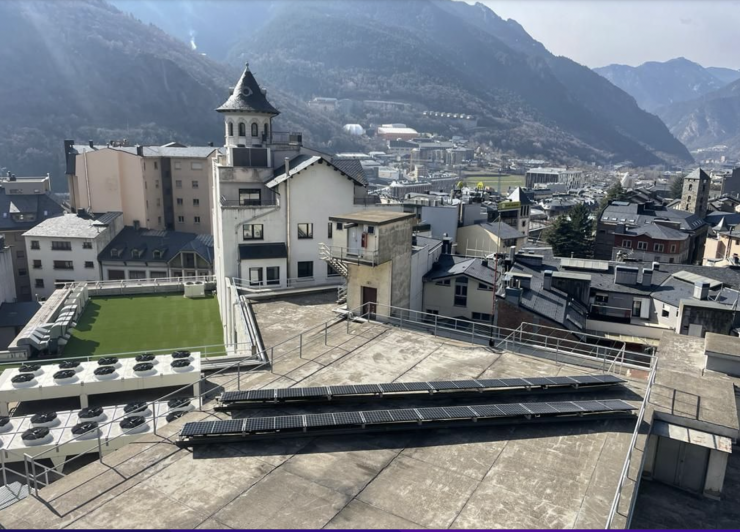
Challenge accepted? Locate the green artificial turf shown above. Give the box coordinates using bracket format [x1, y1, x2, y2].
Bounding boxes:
[63, 294, 224, 358]
[459, 174, 525, 192]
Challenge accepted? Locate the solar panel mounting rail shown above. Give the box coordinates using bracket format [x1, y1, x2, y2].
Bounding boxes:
[216, 374, 625, 411]
[178, 398, 636, 447]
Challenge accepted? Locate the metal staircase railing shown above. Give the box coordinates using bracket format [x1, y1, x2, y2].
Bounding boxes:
[319, 243, 349, 278]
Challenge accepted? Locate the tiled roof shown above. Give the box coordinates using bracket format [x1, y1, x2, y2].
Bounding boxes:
[216, 65, 280, 115]
[23, 212, 120, 239]
[99, 227, 213, 264]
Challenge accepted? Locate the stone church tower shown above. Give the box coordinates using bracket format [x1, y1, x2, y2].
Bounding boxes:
[680, 168, 710, 218]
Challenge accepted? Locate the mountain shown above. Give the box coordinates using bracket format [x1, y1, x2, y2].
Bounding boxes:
[0, 0, 360, 188]
[594, 57, 740, 112]
[223, 0, 691, 166]
[657, 78, 740, 156]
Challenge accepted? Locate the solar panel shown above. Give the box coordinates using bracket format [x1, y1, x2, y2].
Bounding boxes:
[573, 401, 611, 412]
[354, 384, 382, 394]
[417, 407, 452, 420]
[521, 403, 559, 415]
[333, 412, 364, 426]
[379, 383, 408, 393]
[522, 377, 555, 386]
[599, 399, 634, 411]
[328, 385, 356, 396]
[221, 391, 249, 402]
[402, 382, 433, 391]
[245, 417, 275, 432]
[181, 421, 214, 437]
[454, 380, 483, 389]
[496, 404, 530, 416]
[248, 389, 276, 401]
[274, 416, 303, 430]
[476, 379, 506, 388]
[443, 406, 478, 418]
[574, 375, 602, 385]
[390, 409, 421, 422]
[305, 413, 335, 428]
[499, 378, 528, 387]
[301, 387, 329, 398]
[545, 376, 579, 386]
[362, 410, 394, 424]
[214, 419, 247, 434]
[429, 381, 459, 390]
[276, 388, 301, 399]
[548, 402, 583, 414]
[473, 405, 506, 417]
[594, 375, 623, 384]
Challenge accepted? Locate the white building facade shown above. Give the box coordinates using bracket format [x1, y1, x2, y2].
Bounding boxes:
[23, 212, 123, 299]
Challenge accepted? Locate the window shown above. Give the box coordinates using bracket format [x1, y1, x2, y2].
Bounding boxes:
[688, 183, 693, 191]
[53, 260, 74, 270]
[266, 266, 280, 286]
[328, 222, 333, 239]
[669, 257, 675, 264]
[174, 162, 182, 170]
[84, 261, 94, 269]
[478, 282, 493, 291]
[249, 267, 263, 287]
[298, 223, 313, 239]
[228, 122, 234, 136]
[155, 179, 160, 189]
[83, 242, 92, 249]
[30, 240, 39, 250]
[192, 180, 199, 188]
[251, 122, 259, 137]
[435, 279, 451, 286]
[670, 244, 677, 253]
[129, 271, 146, 280]
[178, 216, 185, 223]
[522, 220, 526, 228]
[16, 250, 24, 259]
[621, 240, 632, 248]
[158, 216, 162, 225]
[238, 122, 246, 136]
[654, 243, 664, 252]
[18, 268, 27, 277]
[297, 261, 314, 278]
[595, 293, 609, 304]
[367, 226, 375, 235]
[194, 216, 201, 224]
[472, 312, 492, 322]
[107, 270, 125, 280]
[156, 198, 161, 207]
[177, 198, 183, 206]
[175, 180, 182, 188]
[238, 188, 261, 206]
[426, 309, 439, 316]
[661, 307, 670, 318]
[637, 241, 648, 250]
[150, 271, 167, 278]
[32, 260, 41, 269]
[51, 241, 72, 251]
[263, 123, 269, 138]
[632, 299, 642, 317]
[191, 162, 203, 171]
[454, 278, 468, 307]
[336, 222, 343, 231]
[193, 198, 200, 206]
[34, 279, 44, 288]
[154, 162, 159, 170]
[243, 224, 264, 240]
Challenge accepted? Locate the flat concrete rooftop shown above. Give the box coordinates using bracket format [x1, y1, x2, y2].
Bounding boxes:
[0, 317, 644, 529]
[329, 210, 415, 226]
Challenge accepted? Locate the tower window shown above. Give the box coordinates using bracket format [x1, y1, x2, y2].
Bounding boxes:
[228, 122, 234, 136]
[238, 122, 246, 136]
[688, 183, 693, 191]
[251, 123, 259, 137]
[263, 123, 269, 138]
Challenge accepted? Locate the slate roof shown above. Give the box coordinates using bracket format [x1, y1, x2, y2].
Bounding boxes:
[239, 243, 288, 260]
[0, 185, 65, 232]
[0, 302, 41, 328]
[601, 202, 706, 231]
[685, 168, 711, 181]
[99, 227, 214, 264]
[70, 145, 220, 159]
[23, 212, 121, 239]
[216, 64, 280, 115]
[267, 155, 368, 188]
[424, 254, 496, 285]
[478, 221, 525, 240]
[652, 276, 740, 308]
[508, 187, 532, 205]
[626, 224, 689, 241]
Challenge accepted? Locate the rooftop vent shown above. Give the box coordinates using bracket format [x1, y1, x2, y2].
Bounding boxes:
[11, 373, 37, 387]
[172, 350, 192, 360]
[59, 360, 82, 370]
[693, 280, 710, 300]
[124, 402, 149, 416]
[120, 416, 149, 434]
[98, 357, 119, 367]
[79, 407, 106, 422]
[31, 412, 58, 428]
[53, 369, 78, 383]
[93, 366, 118, 379]
[0, 417, 11, 434]
[171, 359, 193, 372]
[72, 421, 100, 440]
[21, 427, 52, 446]
[19, 364, 42, 376]
[167, 398, 193, 413]
[135, 353, 156, 362]
[166, 411, 186, 423]
[614, 265, 639, 285]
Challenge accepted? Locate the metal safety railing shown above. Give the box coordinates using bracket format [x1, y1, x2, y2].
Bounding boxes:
[604, 358, 658, 529]
[60, 275, 216, 292]
[232, 275, 345, 293]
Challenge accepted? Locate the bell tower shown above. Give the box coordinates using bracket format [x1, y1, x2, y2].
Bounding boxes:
[216, 63, 280, 148]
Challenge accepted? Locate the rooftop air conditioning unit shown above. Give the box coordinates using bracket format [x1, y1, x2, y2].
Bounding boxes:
[53, 369, 79, 384]
[11, 374, 37, 388]
[120, 416, 149, 434]
[19, 364, 43, 377]
[183, 281, 206, 299]
[135, 353, 158, 365]
[94, 366, 118, 380]
[97, 357, 121, 369]
[171, 359, 194, 372]
[72, 421, 100, 441]
[22, 427, 53, 446]
[58, 360, 84, 373]
[123, 402, 151, 418]
[133, 362, 157, 377]
[167, 398, 194, 413]
[0, 417, 13, 434]
[31, 412, 60, 428]
[79, 407, 106, 423]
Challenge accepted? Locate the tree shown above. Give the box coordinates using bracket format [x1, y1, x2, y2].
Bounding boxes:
[544, 204, 594, 258]
[669, 175, 684, 199]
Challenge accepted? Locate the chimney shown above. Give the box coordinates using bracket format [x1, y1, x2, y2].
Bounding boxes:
[508, 245, 516, 263]
[615, 223, 626, 235]
[208, 141, 214, 147]
[136, 145, 143, 157]
[652, 261, 660, 271]
[641, 268, 653, 288]
[481, 258, 488, 267]
[543, 270, 553, 291]
[88, 140, 94, 148]
[614, 265, 639, 285]
[693, 280, 710, 300]
[284, 156, 291, 178]
[505, 286, 522, 305]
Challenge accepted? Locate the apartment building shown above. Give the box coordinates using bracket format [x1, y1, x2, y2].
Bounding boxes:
[0, 174, 66, 300]
[212, 64, 388, 293]
[525, 167, 584, 188]
[64, 141, 218, 234]
[0, 236, 16, 304]
[423, 254, 497, 322]
[23, 212, 124, 299]
[611, 223, 691, 263]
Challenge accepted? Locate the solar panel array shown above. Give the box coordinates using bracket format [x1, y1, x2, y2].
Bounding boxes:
[220, 374, 623, 405]
[181, 399, 635, 438]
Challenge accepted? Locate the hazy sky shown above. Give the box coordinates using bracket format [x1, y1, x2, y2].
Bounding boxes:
[478, 0, 740, 69]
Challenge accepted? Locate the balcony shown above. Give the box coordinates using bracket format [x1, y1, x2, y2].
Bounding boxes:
[589, 304, 631, 324]
[270, 131, 303, 146]
[320, 244, 382, 266]
[220, 192, 279, 209]
[354, 196, 381, 205]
